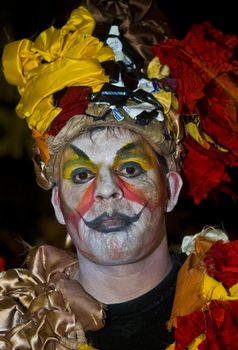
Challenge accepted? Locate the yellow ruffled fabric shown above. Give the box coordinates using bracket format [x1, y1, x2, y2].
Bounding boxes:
[2, 6, 114, 134]
[153, 90, 178, 114]
[201, 274, 238, 302]
[185, 116, 228, 152]
[147, 56, 170, 80]
[148, 56, 178, 117]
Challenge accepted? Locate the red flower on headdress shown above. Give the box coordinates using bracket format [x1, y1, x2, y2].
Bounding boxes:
[181, 136, 237, 204]
[152, 22, 238, 204]
[48, 86, 92, 136]
[204, 240, 238, 289]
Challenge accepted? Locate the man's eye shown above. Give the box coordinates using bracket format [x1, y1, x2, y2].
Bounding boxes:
[71, 168, 95, 184]
[117, 162, 145, 178]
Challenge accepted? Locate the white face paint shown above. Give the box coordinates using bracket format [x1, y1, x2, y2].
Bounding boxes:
[52, 128, 182, 265]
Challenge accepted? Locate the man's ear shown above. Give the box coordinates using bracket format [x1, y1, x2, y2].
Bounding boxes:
[166, 171, 183, 212]
[51, 186, 65, 225]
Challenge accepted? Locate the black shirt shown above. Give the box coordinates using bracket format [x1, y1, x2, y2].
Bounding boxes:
[86, 253, 186, 350]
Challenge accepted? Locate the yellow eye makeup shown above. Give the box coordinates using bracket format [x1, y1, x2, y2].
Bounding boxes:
[116, 161, 145, 178]
[113, 140, 157, 173]
[62, 145, 97, 180]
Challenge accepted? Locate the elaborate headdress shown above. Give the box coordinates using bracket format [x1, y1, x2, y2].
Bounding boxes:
[1, 3, 238, 349]
[2, 0, 238, 204]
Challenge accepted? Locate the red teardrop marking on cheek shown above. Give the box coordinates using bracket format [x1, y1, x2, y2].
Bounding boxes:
[116, 177, 164, 212]
[116, 177, 148, 206]
[76, 181, 96, 218]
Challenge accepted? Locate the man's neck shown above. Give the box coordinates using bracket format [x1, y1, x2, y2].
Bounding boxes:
[75, 236, 172, 304]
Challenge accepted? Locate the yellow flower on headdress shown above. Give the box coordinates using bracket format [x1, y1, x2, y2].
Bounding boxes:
[2, 6, 115, 135]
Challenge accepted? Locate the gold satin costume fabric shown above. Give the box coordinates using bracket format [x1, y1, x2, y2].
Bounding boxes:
[0, 245, 105, 349]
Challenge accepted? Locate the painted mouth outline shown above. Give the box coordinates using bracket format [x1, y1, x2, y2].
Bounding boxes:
[77, 204, 147, 233]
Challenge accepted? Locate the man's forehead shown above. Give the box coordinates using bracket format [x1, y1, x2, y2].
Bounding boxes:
[69, 128, 146, 155]
[59, 128, 160, 169]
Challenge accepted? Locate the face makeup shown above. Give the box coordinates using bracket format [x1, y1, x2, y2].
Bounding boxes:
[56, 128, 168, 265]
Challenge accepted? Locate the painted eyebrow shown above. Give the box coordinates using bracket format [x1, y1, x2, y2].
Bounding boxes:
[116, 141, 149, 160]
[70, 145, 90, 160]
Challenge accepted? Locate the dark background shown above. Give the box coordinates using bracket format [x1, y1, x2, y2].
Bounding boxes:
[1, 0, 238, 39]
[0, 0, 238, 268]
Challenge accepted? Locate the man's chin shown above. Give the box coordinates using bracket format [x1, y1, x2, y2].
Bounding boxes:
[82, 252, 141, 266]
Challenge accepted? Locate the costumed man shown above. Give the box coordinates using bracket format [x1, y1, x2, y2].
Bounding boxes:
[1, 1, 238, 349]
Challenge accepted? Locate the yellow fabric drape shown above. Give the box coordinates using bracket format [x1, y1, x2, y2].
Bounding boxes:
[2, 6, 115, 134]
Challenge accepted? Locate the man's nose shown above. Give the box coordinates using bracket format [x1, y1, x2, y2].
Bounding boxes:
[94, 167, 123, 201]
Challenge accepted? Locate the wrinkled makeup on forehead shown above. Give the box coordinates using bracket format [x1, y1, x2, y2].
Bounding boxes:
[62, 138, 159, 174]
